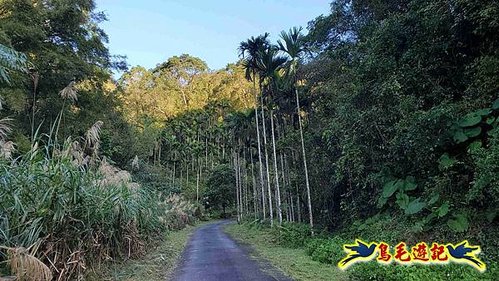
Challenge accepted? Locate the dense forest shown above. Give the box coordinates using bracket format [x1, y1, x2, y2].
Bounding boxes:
[1, 0, 498, 280]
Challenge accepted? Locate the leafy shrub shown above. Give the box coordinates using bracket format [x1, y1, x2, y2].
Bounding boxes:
[130, 160, 180, 194]
[272, 222, 312, 248]
[305, 237, 346, 265]
[467, 135, 499, 205]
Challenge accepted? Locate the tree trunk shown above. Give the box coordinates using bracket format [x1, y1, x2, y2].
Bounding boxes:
[260, 99, 273, 227]
[186, 160, 189, 186]
[172, 161, 176, 187]
[243, 150, 249, 216]
[252, 82, 266, 220]
[182, 162, 184, 185]
[196, 158, 200, 203]
[250, 149, 258, 219]
[234, 150, 241, 223]
[205, 137, 208, 169]
[270, 110, 282, 225]
[280, 152, 289, 222]
[295, 87, 313, 233]
[286, 192, 292, 222]
[240, 152, 244, 220]
[158, 141, 162, 165]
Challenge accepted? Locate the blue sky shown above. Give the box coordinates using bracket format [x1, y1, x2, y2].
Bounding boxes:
[95, 0, 331, 73]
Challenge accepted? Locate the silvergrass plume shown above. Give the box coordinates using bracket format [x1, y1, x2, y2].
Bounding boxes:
[59, 81, 78, 103]
[0, 117, 12, 140]
[0, 140, 15, 159]
[85, 120, 104, 150]
[0, 246, 53, 281]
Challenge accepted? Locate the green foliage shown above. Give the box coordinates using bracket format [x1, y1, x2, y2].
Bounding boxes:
[348, 262, 496, 281]
[447, 214, 469, 233]
[1, 0, 498, 278]
[378, 177, 426, 215]
[458, 113, 483, 127]
[0, 43, 26, 84]
[226, 223, 350, 281]
[493, 98, 499, 110]
[204, 164, 235, 216]
[466, 135, 499, 205]
[438, 153, 456, 170]
[294, 0, 499, 238]
[0, 140, 197, 279]
[131, 160, 179, 194]
[238, 215, 498, 281]
[305, 237, 346, 265]
[437, 202, 449, 217]
[404, 198, 426, 215]
[272, 222, 312, 248]
[382, 180, 402, 198]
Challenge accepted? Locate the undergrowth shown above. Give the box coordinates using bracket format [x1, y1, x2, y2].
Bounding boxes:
[0, 138, 198, 280]
[235, 217, 498, 281]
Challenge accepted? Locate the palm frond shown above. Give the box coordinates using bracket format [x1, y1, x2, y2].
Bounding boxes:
[238, 33, 271, 82]
[278, 26, 305, 59]
[0, 43, 27, 84]
[255, 47, 288, 80]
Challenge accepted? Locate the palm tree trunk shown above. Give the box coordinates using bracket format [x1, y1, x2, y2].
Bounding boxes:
[280, 152, 289, 221]
[295, 87, 313, 233]
[217, 142, 220, 162]
[238, 151, 243, 221]
[282, 152, 290, 222]
[260, 99, 273, 227]
[296, 189, 302, 223]
[196, 158, 200, 203]
[182, 162, 184, 185]
[186, 160, 189, 186]
[158, 142, 162, 165]
[270, 110, 282, 224]
[234, 150, 241, 223]
[252, 82, 266, 220]
[172, 161, 176, 187]
[239, 150, 244, 219]
[205, 137, 208, 169]
[291, 150, 302, 223]
[243, 150, 249, 215]
[250, 149, 258, 219]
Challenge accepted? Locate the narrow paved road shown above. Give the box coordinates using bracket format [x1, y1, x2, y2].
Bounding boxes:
[170, 220, 291, 281]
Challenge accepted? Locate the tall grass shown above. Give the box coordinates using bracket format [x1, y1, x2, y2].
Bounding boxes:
[0, 138, 197, 280]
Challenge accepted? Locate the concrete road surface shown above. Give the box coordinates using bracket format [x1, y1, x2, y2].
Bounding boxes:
[170, 220, 292, 281]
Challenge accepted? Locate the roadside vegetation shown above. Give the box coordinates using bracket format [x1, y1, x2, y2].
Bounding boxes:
[0, 1, 201, 279]
[0, 120, 199, 280]
[227, 220, 498, 281]
[88, 223, 201, 281]
[225, 223, 348, 281]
